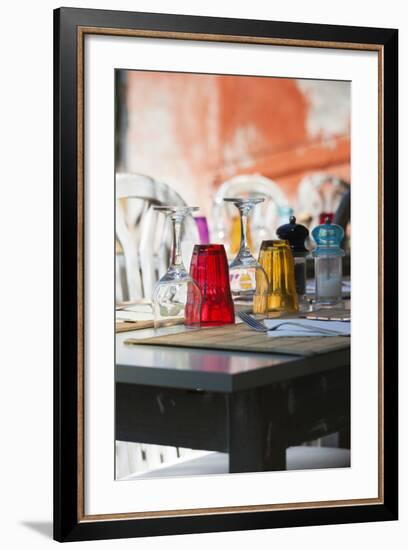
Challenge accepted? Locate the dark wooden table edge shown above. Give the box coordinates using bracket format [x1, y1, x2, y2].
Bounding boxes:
[116, 346, 350, 392]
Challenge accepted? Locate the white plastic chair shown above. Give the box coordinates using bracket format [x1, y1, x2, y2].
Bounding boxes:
[115, 173, 200, 476]
[296, 172, 350, 230]
[115, 442, 208, 479]
[211, 174, 289, 257]
[121, 446, 350, 479]
[116, 173, 199, 302]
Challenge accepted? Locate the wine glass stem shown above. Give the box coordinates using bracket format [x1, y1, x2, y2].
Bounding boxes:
[170, 217, 185, 269]
[239, 209, 251, 257]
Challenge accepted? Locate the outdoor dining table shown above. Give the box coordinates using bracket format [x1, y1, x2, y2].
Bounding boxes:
[115, 322, 350, 473]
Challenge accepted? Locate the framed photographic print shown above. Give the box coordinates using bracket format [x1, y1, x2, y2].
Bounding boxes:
[54, 7, 398, 542]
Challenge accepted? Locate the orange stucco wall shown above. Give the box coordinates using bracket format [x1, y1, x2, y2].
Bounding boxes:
[124, 71, 350, 216]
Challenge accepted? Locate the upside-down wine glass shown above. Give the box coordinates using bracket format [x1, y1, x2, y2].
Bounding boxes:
[223, 197, 269, 315]
[152, 206, 201, 329]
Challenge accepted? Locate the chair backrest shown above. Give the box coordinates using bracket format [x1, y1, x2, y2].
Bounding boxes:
[297, 173, 350, 230]
[116, 173, 199, 302]
[211, 174, 289, 257]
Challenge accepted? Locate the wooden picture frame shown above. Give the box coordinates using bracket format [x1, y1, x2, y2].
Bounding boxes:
[54, 7, 398, 542]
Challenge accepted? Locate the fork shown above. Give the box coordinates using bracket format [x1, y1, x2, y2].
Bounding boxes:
[237, 311, 341, 335]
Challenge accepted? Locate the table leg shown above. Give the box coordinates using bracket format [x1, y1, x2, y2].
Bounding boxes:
[338, 427, 351, 449]
[227, 389, 287, 473]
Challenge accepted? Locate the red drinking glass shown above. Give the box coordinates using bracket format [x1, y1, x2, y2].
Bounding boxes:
[186, 244, 235, 326]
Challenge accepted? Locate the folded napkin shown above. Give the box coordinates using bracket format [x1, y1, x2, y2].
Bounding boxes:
[263, 318, 351, 337]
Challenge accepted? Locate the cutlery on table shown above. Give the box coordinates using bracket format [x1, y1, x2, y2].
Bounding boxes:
[237, 311, 342, 335]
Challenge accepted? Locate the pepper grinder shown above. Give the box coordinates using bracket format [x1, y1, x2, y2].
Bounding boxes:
[276, 216, 309, 307]
[311, 217, 345, 308]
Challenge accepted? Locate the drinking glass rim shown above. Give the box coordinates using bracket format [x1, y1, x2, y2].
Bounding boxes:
[223, 197, 265, 204]
[153, 205, 199, 214]
[260, 239, 290, 249]
[192, 243, 226, 253]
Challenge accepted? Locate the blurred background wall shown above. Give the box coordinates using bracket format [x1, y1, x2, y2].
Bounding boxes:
[116, 70, 350, 217]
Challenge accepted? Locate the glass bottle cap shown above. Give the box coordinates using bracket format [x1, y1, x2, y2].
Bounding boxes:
[276, 216, 309, 256]
[312, 217, 345, 257]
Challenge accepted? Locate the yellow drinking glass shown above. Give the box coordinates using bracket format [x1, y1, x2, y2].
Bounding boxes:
[254, 240, 298, 317]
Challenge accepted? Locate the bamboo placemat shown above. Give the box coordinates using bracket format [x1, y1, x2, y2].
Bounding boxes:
[116, 318, 186, 333]
[125, 323, 350, 356]
[116, 320, 155, 333]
